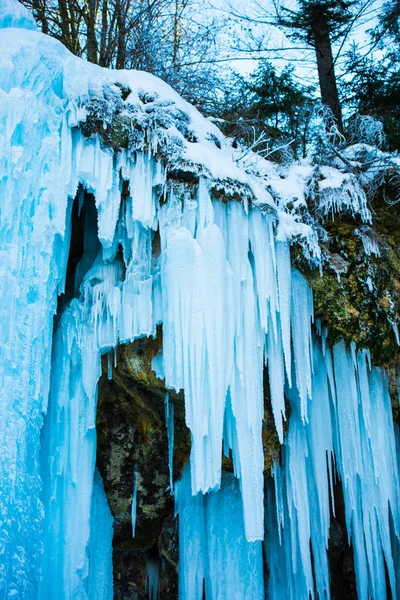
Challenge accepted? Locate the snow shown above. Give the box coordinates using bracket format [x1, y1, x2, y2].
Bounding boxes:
[1, 2, 400, 598]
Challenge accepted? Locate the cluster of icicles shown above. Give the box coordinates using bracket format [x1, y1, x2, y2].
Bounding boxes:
[1, 118, 400, 600]
[37, 133, 400, 600]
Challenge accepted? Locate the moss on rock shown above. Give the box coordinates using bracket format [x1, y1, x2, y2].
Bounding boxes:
[294, 212, 400, 368]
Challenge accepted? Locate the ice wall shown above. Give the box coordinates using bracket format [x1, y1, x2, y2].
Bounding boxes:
[1, 5, 400, 599]
[88, 470, 114, 600]
[0, 25, 74, 599]
[265, 340, 400, 600]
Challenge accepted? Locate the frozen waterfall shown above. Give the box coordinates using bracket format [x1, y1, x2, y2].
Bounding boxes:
[1, 3, 400, 599]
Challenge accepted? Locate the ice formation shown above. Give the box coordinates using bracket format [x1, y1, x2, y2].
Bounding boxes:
[145, 557, 160, 600]
[0, 3, 400, 599]
[132, 470, 139, 537]
[88, 471, 114, 600]
[0, 0, 37, 30]
[265, 342, 400, 600]
[175, 467, 265, 599]
[165, 393, 175, 493]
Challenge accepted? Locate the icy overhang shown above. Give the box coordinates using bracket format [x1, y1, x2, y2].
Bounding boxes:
[0, 0, 37, 30]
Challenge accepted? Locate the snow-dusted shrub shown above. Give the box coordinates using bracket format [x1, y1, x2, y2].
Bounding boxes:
[347, 114, 386, 149]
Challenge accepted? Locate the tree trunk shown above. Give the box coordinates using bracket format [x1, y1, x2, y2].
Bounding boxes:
[87, 0, 98, 64]
[57, 0, 72, 49]
[172, 0, 180, 73]
[312, 16, 343, 131]
[31, 0, 49, 33]
[116, 0, 129, 69]
[99, 0, 109, 66]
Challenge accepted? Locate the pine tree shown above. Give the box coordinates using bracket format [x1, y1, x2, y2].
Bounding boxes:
[215, 60, 313, 160]
[274, 0, 360, 131]
[376, 0, 400, 44]
[343, 1, 400, 150]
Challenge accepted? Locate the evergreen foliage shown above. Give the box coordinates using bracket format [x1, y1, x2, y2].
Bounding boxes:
[215, 61, 314, 161]
[274, 0, 359, 43]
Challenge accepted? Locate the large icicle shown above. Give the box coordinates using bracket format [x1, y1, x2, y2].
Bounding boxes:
[175, 466, 264, 600]
[265, 333, 400, 600]
[165, 393, 175, 493]
[249, 209, 288, 443]
[290, 269, 314, 420]
[160, 188, 236, 496]
[0, 22, 76, 597]
[87, 470, 114, 600]
[39, 256, 121, 599]
[332, 343, 400, 599]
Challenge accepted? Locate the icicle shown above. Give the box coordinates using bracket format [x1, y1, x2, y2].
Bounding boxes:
[356, 226, 380, 257]
[161, 216, 235, 496]
[87, 469, 114, 600]
[318, 171, 371, 223]
[175, 465, 264, 600]
[265, 330, 400, 600]
[120, 221, 154, 343]
[75, 134, 120, 248]
[392, 320, 400, 346]
[165, 393, 175, 494]
[290, 269, 313, 420]
[265, 320, 286, 443]
[196, 176, 214, 232]
[127, 150, 160, 229]
[331, 344, 400, 599]
[132, 470, 139, 537]
[249, 209, 278, 335]
[145, 557, 160, 600]
[107, 350, 112, 380]
[39, 302, 103, 600]
[276, 239, 292, 384]
[152, 349, 165, 380]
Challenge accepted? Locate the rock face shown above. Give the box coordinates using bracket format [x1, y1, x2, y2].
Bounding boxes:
[291, 169, 400, 377]
[96, 332, 186, 598]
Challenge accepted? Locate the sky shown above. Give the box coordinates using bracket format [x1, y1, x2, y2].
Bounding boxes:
[208, 0, 385, 86]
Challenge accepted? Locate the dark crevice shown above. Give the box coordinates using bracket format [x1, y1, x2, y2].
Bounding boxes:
[57, 187, 100, 316]
[328, 478, 358, 600]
